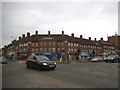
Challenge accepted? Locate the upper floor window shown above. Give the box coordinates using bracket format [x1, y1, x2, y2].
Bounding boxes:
[53, 48, 56, 52]
[49, 48, 52, 52]
[74, 49, 77, 52]
[53, 42, 56, 46]
[68, 43, 71, 46]
[74, 43, 76, 47]
[71, 43, 73, 47]
[36, 48, 38, 52]
[57, 42, 60, 46]
[48, 42, 51, 46]
[36, 43, 38, 47]
[61, 42, 64, 46]
[26, 43, 28, 46]
[44, 42, 47, 46]
[77, 44, 79, 47]
[44, 48, 47, 52]
[32, 49, 34, 52]
[57, 48, 60, 52]
[40, 42, 43, 46]
[32, 43, 34, 47]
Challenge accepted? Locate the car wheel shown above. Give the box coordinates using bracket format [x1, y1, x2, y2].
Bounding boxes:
[105, 61, 108, 63]
[51, 67, 56, 70]
[112, 61, 114, 63]
[37, 67, 42, 71]
[26, 65, 30, 69]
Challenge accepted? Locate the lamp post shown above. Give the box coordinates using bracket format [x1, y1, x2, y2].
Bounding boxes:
[11, 36, 17, 62]
[64, 41, 69, 63]
[95, 43, 98, 56]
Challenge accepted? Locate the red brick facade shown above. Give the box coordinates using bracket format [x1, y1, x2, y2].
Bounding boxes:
[2, 31, 119, 59]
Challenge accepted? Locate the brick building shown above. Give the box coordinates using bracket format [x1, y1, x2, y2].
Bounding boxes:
[2, 31, 118, 60]
[108, 34, 120, 54]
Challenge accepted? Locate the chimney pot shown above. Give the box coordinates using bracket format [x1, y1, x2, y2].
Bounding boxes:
[35, 31, 38, 35]
[62, 31, 64, 35]
[27, 32, 30, 37]
[80, 35, 83, 38]
[71, 33, 74, 37]
[22, 34, 25, 38]
[89, 37, 91, 40]
[94, 38, 97, 41]
[48, 31, 50, 35]
[19, 36, 21, 40]
[101, 38, 103, 41]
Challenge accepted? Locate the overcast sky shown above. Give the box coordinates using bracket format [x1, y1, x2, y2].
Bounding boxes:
[1, 0, 119, 48]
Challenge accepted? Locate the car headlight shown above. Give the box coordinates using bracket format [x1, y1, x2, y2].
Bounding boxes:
[54, 62, 56, 65]
[42, 63, 48, 65]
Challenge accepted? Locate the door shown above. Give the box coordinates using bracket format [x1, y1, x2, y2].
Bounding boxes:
[32, 56, 37, 68]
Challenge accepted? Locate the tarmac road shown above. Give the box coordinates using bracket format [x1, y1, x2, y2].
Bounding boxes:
[2, 61, 119, 88]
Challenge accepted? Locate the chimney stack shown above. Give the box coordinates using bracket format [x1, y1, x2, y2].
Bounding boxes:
[19, 36, 21, 40]
[35, 31, 38, 35]
[101, 38, 103, 41]
[22, 34, 25, 38]
[94, 38, 97, 41]
[62, 31, 64, 35]
[12, 41, 14, 43]
[80, 35, 83, 38]
[71, 33, 74, 37]
[27, 32, 30, 37]
[89, 37, 91, 40]
[48, 31, 50, 35]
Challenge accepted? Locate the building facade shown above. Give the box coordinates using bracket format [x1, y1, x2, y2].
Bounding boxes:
[108, 34, 120, 54]
[2, 31, 119, 60]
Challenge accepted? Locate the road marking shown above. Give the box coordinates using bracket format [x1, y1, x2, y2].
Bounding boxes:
[113, 66, 120, 70]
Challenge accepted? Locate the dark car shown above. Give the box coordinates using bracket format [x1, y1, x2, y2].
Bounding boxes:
[26, 55, 56, 70]
[0, 57, 9, 64]
[105, 54, 120, 63]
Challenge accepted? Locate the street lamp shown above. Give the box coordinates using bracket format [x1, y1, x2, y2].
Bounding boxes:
[11, 36, 17, 62]
[64, 41, 69, 63]
[95, 43, 98, 55]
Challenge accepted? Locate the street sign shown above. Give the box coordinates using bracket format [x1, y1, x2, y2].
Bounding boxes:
[61, 53, 65, 55]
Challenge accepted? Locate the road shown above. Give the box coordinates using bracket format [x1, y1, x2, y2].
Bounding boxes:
[2, 61, 119, 88]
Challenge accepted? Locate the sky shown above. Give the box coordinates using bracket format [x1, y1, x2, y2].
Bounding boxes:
[1, 0, 119, 48]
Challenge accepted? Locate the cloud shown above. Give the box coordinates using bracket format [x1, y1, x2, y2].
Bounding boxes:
[2, 2, 118, 48]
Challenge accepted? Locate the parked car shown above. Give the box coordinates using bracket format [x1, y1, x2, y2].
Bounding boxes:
[105, 54, 120, 63]
[91, 56, 103, 62]
[26, 55, 56, 70]
[0, 57, 9, 64]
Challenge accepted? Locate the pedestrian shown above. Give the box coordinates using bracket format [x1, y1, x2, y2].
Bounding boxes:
[76, 55, 79, 63]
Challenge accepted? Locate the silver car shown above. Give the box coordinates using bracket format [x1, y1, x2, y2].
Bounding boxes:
[0, 57, 9, 64]
[91, 56, 103, 62]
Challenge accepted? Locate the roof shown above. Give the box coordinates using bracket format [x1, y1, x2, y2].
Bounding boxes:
[4, 34, 114, 48]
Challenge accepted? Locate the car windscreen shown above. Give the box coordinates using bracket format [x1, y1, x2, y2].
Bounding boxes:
[94, 56, 102, 59]
[107, 55, 116, 58]
[36, 55, 49, 61]
[2, 57, 8, 61]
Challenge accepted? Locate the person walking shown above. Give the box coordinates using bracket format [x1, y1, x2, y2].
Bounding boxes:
[76, 55, 79, 63]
